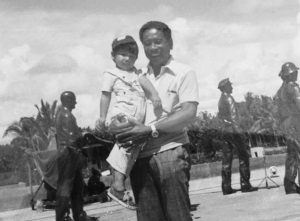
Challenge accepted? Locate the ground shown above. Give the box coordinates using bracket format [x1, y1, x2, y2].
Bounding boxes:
[1, 165, 300, 221]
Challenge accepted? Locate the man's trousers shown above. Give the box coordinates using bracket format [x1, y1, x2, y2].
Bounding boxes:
[130, 145, 192, 221]
[221, 133, 251, 192]
[55, 147, 85, 221]
[284, 139, 300, 193]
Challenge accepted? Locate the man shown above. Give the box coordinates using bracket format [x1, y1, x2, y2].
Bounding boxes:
[217, 78, 257, 195]
[55, 91, 97, 221]
[275, 62, 300, 194]
[111, 21, 199, 221]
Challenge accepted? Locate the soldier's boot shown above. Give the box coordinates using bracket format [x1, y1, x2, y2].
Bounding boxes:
[284, 150, 299, 194]
[221, 170, 236, 195]
[56, 197, 71, 221]
[284, 177, 299, 194]
[78, 212, 98, 221]
[71, 197, 98, 221]
[239, 160, 257, 192]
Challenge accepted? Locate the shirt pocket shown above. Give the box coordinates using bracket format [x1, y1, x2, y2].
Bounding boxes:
[163, 84, 179, 113]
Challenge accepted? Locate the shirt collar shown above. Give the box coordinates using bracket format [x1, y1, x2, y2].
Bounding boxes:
[146, 56, 176, 77]
[111, 67, 137, 78]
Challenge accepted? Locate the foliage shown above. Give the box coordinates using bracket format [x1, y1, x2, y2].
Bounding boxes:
[35, 99, 58, 137]
[1, 100, 58, 185]
[0, 92, 287, 185]
[187, 92, 286, 163]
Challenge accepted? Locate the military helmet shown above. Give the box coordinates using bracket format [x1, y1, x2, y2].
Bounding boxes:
[60, 91, 76, 105]
[218, 78, 231, 90]
[279, 62, 299, 77]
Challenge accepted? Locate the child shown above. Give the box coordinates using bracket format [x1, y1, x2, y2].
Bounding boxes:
[97, 35, 162, 209]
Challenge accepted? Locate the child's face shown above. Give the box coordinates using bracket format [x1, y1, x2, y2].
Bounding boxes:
[113, 48, 137, 71]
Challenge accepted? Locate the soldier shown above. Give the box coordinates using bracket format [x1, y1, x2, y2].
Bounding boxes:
[276, 62, 300, 194]
[218, 78, 257, 195]
[55, 91, 97, 221]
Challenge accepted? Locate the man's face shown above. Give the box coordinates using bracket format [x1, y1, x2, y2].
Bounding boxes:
[224, 83, 233, 94]
[141, 28, 172, 66]
[66, 98, 76, 110]
[290, 71, 298, 82]
[113, 48, 137, 71]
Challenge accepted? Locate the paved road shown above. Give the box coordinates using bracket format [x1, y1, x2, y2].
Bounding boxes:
[1, 166, 300, 221]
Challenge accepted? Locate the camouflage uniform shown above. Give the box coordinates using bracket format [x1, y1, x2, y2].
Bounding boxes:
[218, 78, 253, 194]
[276, 80, 300, 194]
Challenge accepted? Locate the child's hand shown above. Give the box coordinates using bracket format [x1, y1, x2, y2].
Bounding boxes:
[95, 118, 106, 133]
[152, 96, 163, 118]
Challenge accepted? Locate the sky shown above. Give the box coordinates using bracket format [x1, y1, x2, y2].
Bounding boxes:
[1, 0, 300, 144]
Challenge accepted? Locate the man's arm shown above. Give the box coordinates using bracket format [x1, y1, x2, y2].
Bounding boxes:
[154, 102, 197, 133]
[290, 83, 300, 111]
[116, 68, 199, 143]
[115, 101, 197, 143]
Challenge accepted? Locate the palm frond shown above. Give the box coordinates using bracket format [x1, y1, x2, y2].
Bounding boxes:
[3, 123, 23, 137]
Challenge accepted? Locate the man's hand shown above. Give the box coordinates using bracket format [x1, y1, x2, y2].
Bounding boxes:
[115, 118, 151, 148]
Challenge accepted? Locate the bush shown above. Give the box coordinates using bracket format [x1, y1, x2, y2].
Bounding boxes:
[0, 144, 39, 186]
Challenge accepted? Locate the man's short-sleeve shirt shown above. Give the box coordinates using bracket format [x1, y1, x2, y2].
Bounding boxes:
[140, 57, 199, 158]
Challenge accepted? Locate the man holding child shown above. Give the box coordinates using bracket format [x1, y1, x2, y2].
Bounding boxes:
[109, 21, 199, 221]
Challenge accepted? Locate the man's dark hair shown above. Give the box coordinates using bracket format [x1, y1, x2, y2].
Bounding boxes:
[139, 21, 172, 43]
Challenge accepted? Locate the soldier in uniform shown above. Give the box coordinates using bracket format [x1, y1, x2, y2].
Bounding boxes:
[55, 91, 97, 221]
[218, 78, 257, 195]
[275, 62, 300, 194]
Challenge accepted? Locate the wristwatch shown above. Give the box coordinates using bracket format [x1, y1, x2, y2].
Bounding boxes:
[150, 124, 159, 138]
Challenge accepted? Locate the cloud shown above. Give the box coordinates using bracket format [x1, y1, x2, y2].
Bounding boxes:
[167, 15, 296, 111]
[73, 93, 99, 127]
[0, 0, 299, 146]
[27, 54, 78, 75]
[0, 45, 35, 100]
[0, 44, 32, 75]
[292, 0, 300, 59]
[230, 0, 287, 14]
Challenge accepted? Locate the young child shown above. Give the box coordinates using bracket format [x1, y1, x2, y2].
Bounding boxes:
[97, 35, 162, 209]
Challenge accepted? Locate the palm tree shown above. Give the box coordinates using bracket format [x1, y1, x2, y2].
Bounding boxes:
[3, 117, 48, 152]
[3, 99, 58, 186]
[3, 117, 49, 186]
[35, 99, 58, 138]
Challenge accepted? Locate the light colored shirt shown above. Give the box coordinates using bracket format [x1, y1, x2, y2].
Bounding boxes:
[139, 57, 199, 158]
[101, 68, 146, 123]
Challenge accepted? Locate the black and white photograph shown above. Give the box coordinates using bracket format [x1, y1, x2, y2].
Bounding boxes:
[0, 0, 300, 220]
